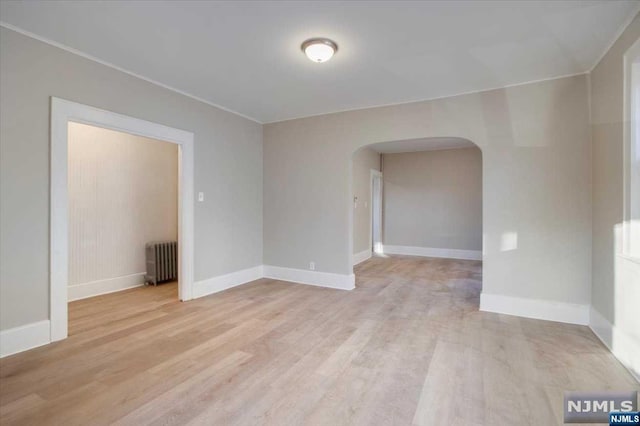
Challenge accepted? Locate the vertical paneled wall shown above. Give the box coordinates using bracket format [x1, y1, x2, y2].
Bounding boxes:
[68, 122, 178, 299]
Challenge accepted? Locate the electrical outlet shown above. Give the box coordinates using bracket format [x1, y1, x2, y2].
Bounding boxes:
[309, 261, 315, 271]
[198, 192, 204, 202]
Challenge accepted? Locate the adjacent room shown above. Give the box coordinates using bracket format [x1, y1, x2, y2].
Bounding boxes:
[0, 1, 639, 425]
[352, 139, 483, 305]
[67, 122, 180, 334]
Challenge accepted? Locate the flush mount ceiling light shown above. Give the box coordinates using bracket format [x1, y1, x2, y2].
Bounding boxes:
[301, 38, 338, 63]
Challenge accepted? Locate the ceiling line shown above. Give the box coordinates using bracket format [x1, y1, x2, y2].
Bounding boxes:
[263, 70, 588, 125]
[589, 6, 640, 73]
[0, 22, 264, 124]
[2, 6, 633, 125]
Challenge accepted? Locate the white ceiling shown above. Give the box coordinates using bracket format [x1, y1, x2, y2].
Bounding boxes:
[1, 1, 638, 123]
[368, 137, 476, 154]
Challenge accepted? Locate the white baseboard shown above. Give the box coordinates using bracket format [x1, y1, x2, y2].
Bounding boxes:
[0, 320, 51, 358]
[263, 265, 355, 290]
[353, 249, 372, 266]
[589, 307, 640, 383]
[193, 265, 264, 299]
[383, 245, 482, 261]
[480, 292, 589, 325]
[68, 272, 146, 301]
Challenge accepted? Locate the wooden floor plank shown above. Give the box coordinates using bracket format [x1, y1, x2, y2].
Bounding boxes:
[1, 255, 638, 425]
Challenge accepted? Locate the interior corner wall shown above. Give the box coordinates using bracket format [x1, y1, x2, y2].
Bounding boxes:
[351, 148, 380, 255]
[589, 12, 640, 374]
[67, 122, 178, 299]
[0, 27, 263, 331]
[382, 147, 482, 252]
[264, 73, 592, 308]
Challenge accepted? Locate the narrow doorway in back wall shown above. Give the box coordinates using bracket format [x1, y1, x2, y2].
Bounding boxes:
[371, 170, 383, 255]
[67, 122, 179, 335]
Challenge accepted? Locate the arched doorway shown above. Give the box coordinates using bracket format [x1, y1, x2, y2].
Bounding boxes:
[350, 136, 483, 291]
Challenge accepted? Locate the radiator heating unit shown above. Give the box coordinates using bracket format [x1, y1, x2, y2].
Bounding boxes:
[145, 241, 178, 285]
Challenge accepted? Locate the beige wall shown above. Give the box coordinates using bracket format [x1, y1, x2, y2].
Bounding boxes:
[0, 28, 263, 331]
[590, 13, 640, 374]
[351, 148, 380, 255]
[68, 123, 178, 297]
[2, 18, 622, 343]
[265, 73, 591, 306]
[383, 148, 482, 251]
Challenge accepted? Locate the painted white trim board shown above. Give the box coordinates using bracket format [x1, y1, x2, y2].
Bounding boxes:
[50, 97, 195, 342]
[383, 245, 482, 261]
[589, 307, 640, 383]
[370, 169, 383, 256]
[193, 265, 264, 299]
[353, 249, 372, 266]
[480, 293, 589, 325]
[68, 273, 146, 302]
[0, 320, 51, 358]
[264, 265, 355, 291]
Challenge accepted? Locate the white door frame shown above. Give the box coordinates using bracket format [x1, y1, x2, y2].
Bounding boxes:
[623, 38, 640, 259]
[370, 169, 383, 254]
[50, 97, 195, 342]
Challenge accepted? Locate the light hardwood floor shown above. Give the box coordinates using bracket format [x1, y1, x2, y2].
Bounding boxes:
[0, 255, 638, 425]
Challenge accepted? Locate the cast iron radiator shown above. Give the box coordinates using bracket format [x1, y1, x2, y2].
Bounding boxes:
[145, 241, 178, 285]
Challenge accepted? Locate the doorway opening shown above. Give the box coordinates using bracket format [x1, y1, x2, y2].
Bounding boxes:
[50, 98, 194, 342]
[371, 170, 383, 255]
[351, 137, 483, 291]
[66, 122, 180, 335]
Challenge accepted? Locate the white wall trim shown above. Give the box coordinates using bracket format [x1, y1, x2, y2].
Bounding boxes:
[383, 245, 482, 261]
[370, 169, 383, 255]
[353, 249, 372, 266]
[480, 293, 589, 325]
[193, 265, 264, 299]
[0, 320, 51, 358]
[264, 265, 355, 290]
[1, 264, 358, 357]
[622, 38, 640, 260]
[50, 97, 195, 342]
[589, 307, 640, 383]
[68, 273, 146, 302]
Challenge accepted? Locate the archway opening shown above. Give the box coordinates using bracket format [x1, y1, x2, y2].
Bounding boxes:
[349, 136, 483, 295]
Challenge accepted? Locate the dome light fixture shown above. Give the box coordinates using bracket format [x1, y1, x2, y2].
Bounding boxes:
[301, 38, 338, 63]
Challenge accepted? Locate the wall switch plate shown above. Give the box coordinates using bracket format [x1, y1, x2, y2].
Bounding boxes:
[198, 192, 204, 202]
[309, 261, 315, 271]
